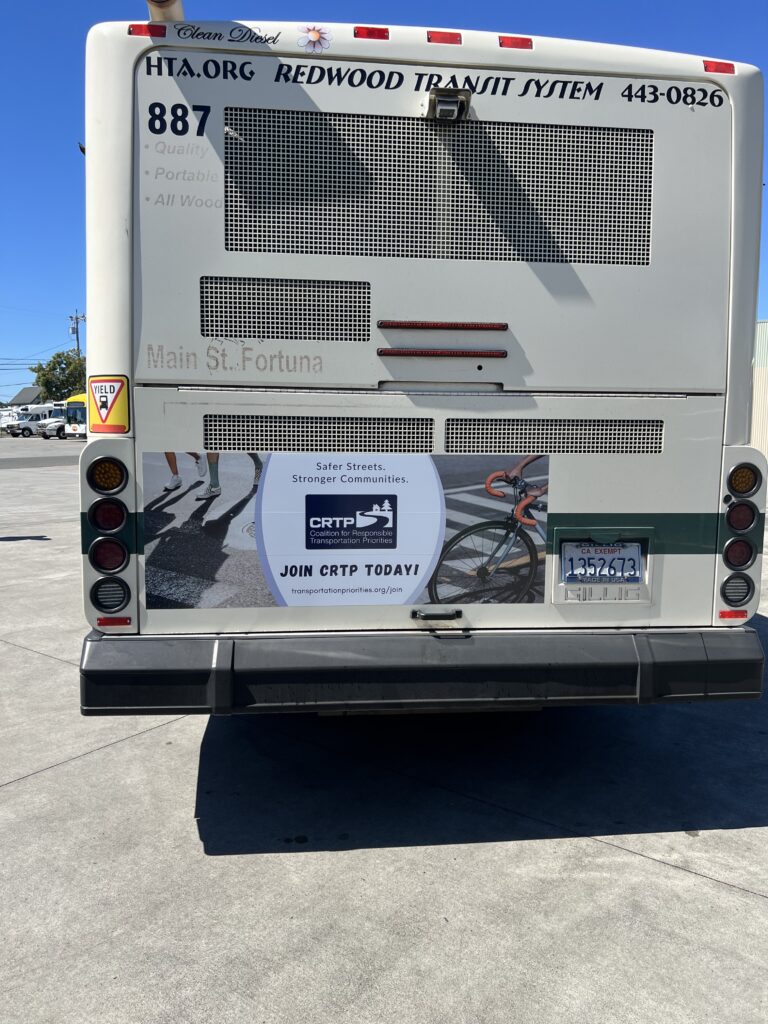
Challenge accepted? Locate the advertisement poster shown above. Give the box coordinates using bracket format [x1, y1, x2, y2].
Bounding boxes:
[142, 452, 548, 609]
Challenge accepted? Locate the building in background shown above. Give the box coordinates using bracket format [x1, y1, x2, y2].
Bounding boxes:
[7, 386, 42, 408]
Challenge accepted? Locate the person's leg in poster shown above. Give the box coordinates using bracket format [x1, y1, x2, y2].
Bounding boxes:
[163, 451, 205, 491]
[196, 452, 222, 500]
[249, 452, 263, 489]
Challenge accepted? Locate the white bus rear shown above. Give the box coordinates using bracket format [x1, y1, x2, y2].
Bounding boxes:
[80, 17, 765, 714]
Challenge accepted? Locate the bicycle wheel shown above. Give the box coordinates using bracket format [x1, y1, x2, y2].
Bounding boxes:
[428, 520, 539, 604]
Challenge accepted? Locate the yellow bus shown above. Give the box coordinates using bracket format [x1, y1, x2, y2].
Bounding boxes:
[65, 393, 87, 440]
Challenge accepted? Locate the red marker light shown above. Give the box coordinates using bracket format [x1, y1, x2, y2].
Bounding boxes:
[499, 35, 533, 49]
[378, 348, 507, 358]
[427, 30, 462, 45]
[378, 321, 508, 331]
[719, 609, 748, 619]
[128, 24, 167, 37]
[354, 26, 389, 40]
[703, 60, 735, 74]
[97, 617, 132, 627]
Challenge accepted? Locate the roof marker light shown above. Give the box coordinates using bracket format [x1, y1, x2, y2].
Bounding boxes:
[499, 35, 533, 49]
[703, 60, 735, 74]
[378, 321, 508, 331]
[427, 30, 462, 45]
[719, 609, 748, 619]
[378, 349, 507, 359]
[354, 26, 390, 40]
[128, 24, 167, 37]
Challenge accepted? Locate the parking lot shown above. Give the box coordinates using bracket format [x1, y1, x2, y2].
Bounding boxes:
[2, 437, 768, 1023]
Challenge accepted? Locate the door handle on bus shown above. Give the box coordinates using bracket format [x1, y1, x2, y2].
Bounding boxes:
[411, 609, 463, 621]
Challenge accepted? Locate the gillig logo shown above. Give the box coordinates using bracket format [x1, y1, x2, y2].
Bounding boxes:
[305, 495, 397, 549]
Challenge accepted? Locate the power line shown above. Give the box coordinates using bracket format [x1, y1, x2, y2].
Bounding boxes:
[0, 345, 82, 365]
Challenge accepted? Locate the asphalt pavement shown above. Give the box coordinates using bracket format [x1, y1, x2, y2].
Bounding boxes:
[1, 442, 768, 1023]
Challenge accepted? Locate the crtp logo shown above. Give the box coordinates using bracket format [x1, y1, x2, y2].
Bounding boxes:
[305, 495, 397, 549]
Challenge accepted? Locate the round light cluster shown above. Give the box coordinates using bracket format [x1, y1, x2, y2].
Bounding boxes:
[87, 457, 127, 495]
[90, 577, 130, 613]
[726, 501, 756, 533]
[87, 457, 131, 613]
[89, 498, 127, 533]
[721, 574, 754, 607]
[89, 537, 129, 574]
[728, 464, 760, 498]
[722, 464, 761, 607]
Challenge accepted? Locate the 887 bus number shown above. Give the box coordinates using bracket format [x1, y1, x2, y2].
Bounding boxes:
[621, 84, 724, 107]
[147, 103, 211, 136]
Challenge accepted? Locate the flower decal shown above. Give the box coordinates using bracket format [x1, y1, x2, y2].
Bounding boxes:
[297, 25, 332, 54]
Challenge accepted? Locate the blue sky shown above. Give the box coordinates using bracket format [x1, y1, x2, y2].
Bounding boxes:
[1, 0, 766, 402]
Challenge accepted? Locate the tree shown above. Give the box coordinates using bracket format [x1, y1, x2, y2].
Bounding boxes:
[28, 348, 86, 401]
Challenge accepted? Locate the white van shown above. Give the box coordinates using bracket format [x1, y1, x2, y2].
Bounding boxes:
[6, 410, 56, 437]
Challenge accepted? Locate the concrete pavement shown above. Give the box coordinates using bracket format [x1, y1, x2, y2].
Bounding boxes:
[1, 443, 767, 1022]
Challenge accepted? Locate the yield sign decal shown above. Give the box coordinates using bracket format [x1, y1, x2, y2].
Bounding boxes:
[90, 378, 125, 423]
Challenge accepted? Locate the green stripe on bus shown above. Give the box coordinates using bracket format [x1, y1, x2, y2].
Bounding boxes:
[80, 512, 144, 556]
[546, 512, 764, 556]
[82, 511, 763, 560]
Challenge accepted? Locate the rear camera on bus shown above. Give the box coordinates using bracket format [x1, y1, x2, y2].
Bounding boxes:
[91, 577, 130, 613]
[726, 501, 757, 533]
[723, 538, 755, 570]
[87, 457, 127, 495]
[89, 499, 128, 533]
[728, 464, 760, 497]
[89, 537, 129, 574]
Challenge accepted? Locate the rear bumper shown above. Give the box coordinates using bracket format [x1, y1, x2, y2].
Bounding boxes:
[80, 628, 764, 715]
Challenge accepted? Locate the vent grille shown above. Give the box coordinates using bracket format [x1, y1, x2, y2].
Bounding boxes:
[225, 107, 653, 265]
[721, 574, 753, 607]
[200, 277, 370, 343]
[445, 418, 664, 454]
[204, 414, 434, 452]
[91, 578, 130, 613]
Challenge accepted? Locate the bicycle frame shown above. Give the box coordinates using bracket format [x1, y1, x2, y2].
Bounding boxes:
[482, 478, 547, 579]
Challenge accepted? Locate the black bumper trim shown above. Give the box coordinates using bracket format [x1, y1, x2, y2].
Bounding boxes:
[80, 628, 764, 715]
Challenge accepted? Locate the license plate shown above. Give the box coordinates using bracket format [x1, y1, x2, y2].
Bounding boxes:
[561, 542, 643, 584]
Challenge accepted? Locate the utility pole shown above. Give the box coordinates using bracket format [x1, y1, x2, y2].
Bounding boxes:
[69, 310, 86, 357]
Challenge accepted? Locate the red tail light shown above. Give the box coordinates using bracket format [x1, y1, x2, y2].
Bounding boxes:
[726, 502, 756, 533]
[723, 538, 754, 570]
[89, 499, 128, 533]
[89, 538, 129, 573]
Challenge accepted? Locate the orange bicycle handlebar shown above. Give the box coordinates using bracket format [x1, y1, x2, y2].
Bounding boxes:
[514, 494, 538, 527]
[485, 470, 508, 498]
